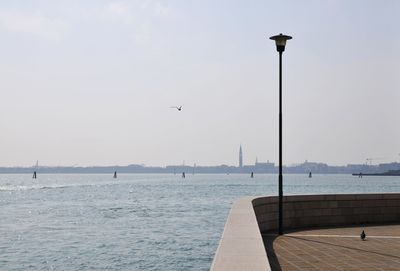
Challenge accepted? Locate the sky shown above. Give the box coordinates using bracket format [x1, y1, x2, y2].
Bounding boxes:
[0, 0, 399, 167]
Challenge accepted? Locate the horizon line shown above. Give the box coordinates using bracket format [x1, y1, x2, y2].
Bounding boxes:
[1, 160, 400, 169]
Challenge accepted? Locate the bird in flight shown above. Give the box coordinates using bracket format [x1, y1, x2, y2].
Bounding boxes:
[170, 105, 182, 111]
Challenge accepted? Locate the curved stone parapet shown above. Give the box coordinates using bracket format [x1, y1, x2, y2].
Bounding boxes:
[253, 193, 400, 232]
[211, 193, 400, 271]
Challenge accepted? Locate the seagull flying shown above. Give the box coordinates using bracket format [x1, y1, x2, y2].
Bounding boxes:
[170, 106, 182, 111]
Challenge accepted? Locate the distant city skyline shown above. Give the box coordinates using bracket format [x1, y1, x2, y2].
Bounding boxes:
[0, 1, 399, 167]
[1, 158, 400, 175]
[5, 144, 400, 169]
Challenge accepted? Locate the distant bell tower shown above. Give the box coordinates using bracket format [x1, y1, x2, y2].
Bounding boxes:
[239, 145, 243, 168]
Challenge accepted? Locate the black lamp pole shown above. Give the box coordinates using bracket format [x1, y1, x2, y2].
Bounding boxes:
[270, 33, 292, 235]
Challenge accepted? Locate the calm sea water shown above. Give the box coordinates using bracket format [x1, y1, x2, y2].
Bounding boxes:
[1, 173, 400, 270]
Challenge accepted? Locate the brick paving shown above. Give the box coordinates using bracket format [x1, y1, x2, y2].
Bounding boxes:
[263, 224, 400, 271]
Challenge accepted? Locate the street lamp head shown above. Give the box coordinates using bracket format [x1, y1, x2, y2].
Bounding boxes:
[270, 33, 292, 53]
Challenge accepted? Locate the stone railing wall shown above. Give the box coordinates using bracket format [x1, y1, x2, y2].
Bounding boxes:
[253, 193, 400, 233]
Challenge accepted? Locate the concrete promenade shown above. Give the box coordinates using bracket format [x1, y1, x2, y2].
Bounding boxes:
[263, 224, 400, 271]
[211, 194, 400, 271]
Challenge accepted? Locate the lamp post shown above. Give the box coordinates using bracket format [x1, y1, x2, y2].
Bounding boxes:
[269, 33, 292, 235]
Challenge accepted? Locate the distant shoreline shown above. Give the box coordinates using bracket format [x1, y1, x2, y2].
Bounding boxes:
[0, 162, 399, 175]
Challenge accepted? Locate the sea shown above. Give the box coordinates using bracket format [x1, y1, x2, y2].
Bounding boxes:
[1, 173, 400, 270]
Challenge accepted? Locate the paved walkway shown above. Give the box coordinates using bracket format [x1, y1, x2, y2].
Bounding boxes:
[263, 224, 400, 271]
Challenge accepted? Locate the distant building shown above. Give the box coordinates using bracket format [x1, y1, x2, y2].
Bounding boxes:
[254, 159, 275, 172]
[378, 162, 400, 172]
[239, 145, 243, 168]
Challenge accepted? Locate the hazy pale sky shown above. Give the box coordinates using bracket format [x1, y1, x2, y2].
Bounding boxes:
[0, 0, 399, 167]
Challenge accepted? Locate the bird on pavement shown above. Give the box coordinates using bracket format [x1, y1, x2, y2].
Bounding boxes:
[361, 230, 366, 241]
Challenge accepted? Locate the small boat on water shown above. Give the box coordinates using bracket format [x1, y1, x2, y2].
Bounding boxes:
[352, 170, 400, 177]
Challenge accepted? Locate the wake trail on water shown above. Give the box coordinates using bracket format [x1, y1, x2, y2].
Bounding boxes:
[0, 183, 112, 191]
